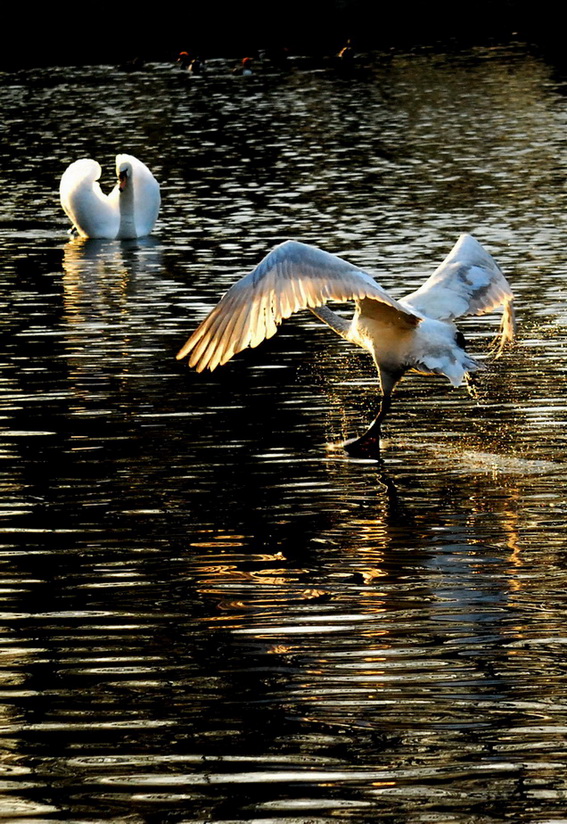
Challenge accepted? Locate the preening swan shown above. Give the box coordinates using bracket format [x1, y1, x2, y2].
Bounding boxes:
[60, 154, 160, 239]
[177, 234, 515, 456]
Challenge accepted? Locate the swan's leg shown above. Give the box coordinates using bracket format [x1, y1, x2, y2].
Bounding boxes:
[341, 366, 402, 458]
[343, 393, 392, 457]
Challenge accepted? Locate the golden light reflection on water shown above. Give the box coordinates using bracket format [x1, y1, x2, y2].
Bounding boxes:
[62, 238, 131, 321]
[2, 46, 567, 824]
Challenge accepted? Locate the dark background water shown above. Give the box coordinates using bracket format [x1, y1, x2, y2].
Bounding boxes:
[1, 45, 567, 823]
[0, 3, 527, 64]
[1, 1, 564, 70]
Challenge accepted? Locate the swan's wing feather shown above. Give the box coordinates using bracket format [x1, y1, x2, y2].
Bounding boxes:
[60, 159, 120, 239]
[177, 240, 419, 371]
[402, 233, 515, 351]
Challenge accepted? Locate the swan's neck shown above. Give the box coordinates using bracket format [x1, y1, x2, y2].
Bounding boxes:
[117, 173, 136, 239]
[309, 305, 351, 339]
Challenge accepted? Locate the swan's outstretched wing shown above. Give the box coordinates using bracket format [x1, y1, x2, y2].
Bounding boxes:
[177, 240, 420, 372]
[402, 233, 515, 351]
[60, 159, 119, 239]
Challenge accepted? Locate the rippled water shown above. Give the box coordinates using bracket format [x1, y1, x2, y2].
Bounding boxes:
[1, 45, 567, 823]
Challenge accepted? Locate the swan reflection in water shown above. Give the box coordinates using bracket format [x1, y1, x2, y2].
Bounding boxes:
[61, 236, 166, 371]
[177, 234, 515, 457]
[60, 154, 160, 240]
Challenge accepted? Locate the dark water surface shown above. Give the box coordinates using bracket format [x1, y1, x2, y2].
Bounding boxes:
[1, 46, 567, 823]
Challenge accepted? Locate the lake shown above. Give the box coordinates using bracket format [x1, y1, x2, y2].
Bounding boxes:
[1, 43, 567, 823]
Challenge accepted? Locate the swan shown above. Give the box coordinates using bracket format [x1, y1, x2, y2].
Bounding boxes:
[60, 154, 160, 239]
[176, 234, 515, 456]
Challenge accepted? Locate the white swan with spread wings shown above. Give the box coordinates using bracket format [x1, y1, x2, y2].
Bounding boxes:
[177, 234, 515, 456]
[60, 154, 160, 239]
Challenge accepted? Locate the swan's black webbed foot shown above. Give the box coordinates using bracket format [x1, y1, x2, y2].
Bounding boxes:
[342, 430, 381, 458]
[339, 394, 390, 458]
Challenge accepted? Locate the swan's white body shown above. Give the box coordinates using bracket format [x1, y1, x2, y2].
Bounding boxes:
[177, 234, 515, 454]
[60, 154, 160, 239]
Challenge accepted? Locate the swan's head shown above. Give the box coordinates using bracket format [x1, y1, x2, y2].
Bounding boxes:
[117, 159, 132, 192]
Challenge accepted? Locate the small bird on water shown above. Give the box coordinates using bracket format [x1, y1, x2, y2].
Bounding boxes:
[176, 234, 515, 457]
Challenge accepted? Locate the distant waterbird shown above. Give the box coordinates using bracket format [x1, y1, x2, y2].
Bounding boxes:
[177, 234, 515, 456]
[60, 154, 160, 239]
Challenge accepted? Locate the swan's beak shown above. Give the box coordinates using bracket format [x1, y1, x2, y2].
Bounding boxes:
[118, 170, 128, 191]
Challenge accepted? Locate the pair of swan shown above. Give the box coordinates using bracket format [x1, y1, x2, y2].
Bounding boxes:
[59, 157, 515, 456]
[60, 154, 160, 239]
[176, 234, 515, 456]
